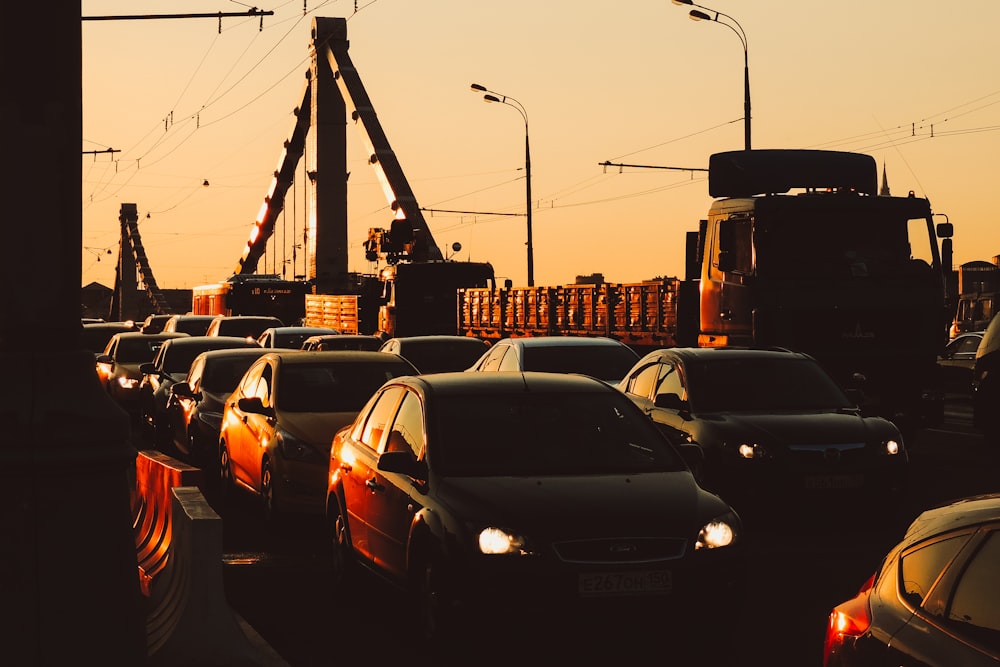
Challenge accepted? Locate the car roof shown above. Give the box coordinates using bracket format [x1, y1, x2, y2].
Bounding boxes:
[194, 347, 273, 361]
[902, 493, 1000, 545]
[497, 336, 630, 348]
[388, 370, 616, 397]
[642, 346, 812, 363]
[260, 350, 414, 365]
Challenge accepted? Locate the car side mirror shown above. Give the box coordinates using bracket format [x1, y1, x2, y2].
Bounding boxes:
[237, 396, 274, 418]
[377, 451, 427, 482]
[171, 382, 195, 399]
[654, 393, 685, 411]
[96, 354, 113, 364]
[139, 362, 158, 375]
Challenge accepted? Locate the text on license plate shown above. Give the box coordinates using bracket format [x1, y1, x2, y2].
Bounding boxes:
[578, 570, 672, 597]
[803, 473, 864, 489]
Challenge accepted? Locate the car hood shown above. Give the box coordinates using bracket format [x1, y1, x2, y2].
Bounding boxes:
[693, 410, 894, 446]
[436, 472, 732, 539]
[279, 411, 358, 450]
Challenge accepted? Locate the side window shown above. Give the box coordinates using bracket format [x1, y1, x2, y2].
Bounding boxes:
[654, 362, 684, 402]
[941, 530, 1000, 650]
[383, 391, 424, 458]
[188, 358, 205, 390]
[899, 534, 968, 607]
[254, 364, 273, 407]
[480, 346, 508, 372]
[238, 362, 264, 399]
[359, 386, 405, 451]
[497, 347, 521, 371]
[624, 362, 659, 400]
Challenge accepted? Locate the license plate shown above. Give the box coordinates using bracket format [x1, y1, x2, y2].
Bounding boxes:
[803, 473, 864, 489]
[578, 570, 672, 597]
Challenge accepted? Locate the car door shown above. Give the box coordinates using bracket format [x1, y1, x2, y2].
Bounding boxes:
[337, 385, 405, 565]
[622, 355, 689, 442]
[239, 362, 276, 493]
[225, 361, 266, 486]
[365, 389, 426, 580]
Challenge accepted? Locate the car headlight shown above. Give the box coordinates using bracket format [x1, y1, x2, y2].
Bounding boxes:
[478, 526, 530, 555]
[736, 442, 770, 460]
[883, 438, 901, 456]
[276, 430, 323, 463]
[695, 513, 739, 550]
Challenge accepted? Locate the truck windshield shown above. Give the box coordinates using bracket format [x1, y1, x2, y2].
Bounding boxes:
[754, 210, 937, 279]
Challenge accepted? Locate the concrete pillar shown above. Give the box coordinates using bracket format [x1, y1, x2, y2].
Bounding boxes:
[0, 6, 147, 664]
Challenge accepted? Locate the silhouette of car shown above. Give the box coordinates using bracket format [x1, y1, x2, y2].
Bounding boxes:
[937, 330, 985, 395]
[617, 347, 908, 518]
[219, 350, 418, 519]
[377, 334, 490, 373]
[162, 314, 217, 336]
[257, 326, 341, 350]
[205, 315, 284, 339]
[326, 371, 745, 652]
[973, 313, 1000, 443]
[139, 335, 261, 446]
[466, 336, 640, 384]
[301, 334, 383, 351]
[823, 493, 1000, 667]
[165, 347, 271, 466]
[81, 321, 138, 357]
[96, 331, 188, 418]
[139, 313, 173, 334]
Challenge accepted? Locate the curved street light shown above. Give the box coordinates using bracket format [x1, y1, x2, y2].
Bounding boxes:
[470, 82, 534, 287]
[672, 0, 751, 150]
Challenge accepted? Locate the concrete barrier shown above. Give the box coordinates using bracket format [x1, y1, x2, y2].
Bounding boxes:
[132, 449, 287, 666]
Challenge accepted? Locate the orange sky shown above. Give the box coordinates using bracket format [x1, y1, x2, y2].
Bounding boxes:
[83, 0, 1000, 290]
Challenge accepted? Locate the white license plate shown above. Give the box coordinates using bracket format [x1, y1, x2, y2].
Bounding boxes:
[803, 473, 864, 489]
[578, 570, 672, 597]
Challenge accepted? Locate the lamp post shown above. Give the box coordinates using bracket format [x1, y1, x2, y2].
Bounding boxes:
[672, 0, 750, 150]
[470, 82, 534, 287]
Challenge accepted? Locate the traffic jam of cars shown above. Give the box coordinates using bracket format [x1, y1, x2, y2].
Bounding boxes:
[97, 314, 1000, 664]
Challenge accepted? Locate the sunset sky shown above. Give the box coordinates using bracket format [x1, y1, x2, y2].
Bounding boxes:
[82, 0, 1000, 292]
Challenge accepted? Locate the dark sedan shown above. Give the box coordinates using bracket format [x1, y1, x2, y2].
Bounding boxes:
[937, 330, 985, 395]
[617, 347, 908, 518]
[377, 334, 490, 373]
[138, 335, 261, 446]
[326, 371, 745, 654]
[823, 493, 1000, 666]
[165, 347, 271, 466]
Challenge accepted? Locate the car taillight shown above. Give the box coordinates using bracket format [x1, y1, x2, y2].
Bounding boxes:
[822, 574, 874, 666]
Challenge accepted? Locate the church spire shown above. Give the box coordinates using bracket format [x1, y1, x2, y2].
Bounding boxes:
[879, 162, 891, 196]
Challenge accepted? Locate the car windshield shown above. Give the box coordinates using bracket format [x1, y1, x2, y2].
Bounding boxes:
[431, 392, 685, 476]
[277, 362, 414, 412]
[521, 345, 637, 381]
[684, 357, 852, 412]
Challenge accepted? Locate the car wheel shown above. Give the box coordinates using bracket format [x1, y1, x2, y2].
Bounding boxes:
[261, 459, 278, 522]
[328, 499, 356, 593]
[415, 552, 457, 648]
[219, 441, 235, 501]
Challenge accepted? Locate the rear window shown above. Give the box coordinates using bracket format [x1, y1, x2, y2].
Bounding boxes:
[521, 345, 638, 382]
[276, 361, 415, 412]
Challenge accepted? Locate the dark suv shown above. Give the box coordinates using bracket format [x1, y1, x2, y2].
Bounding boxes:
[617, 346, 909, 518]
[972, 313, 1000, 442]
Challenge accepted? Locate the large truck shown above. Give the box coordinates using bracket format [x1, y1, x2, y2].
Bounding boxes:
[458, 149, 955, 436]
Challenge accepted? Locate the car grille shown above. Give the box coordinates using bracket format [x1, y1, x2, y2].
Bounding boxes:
[553, 537, 687, 565]
[786, 442, 867, 464]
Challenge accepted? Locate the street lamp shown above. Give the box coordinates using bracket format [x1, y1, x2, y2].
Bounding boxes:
[470, 82, 534, 287]
[672, 0, 751, 150]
